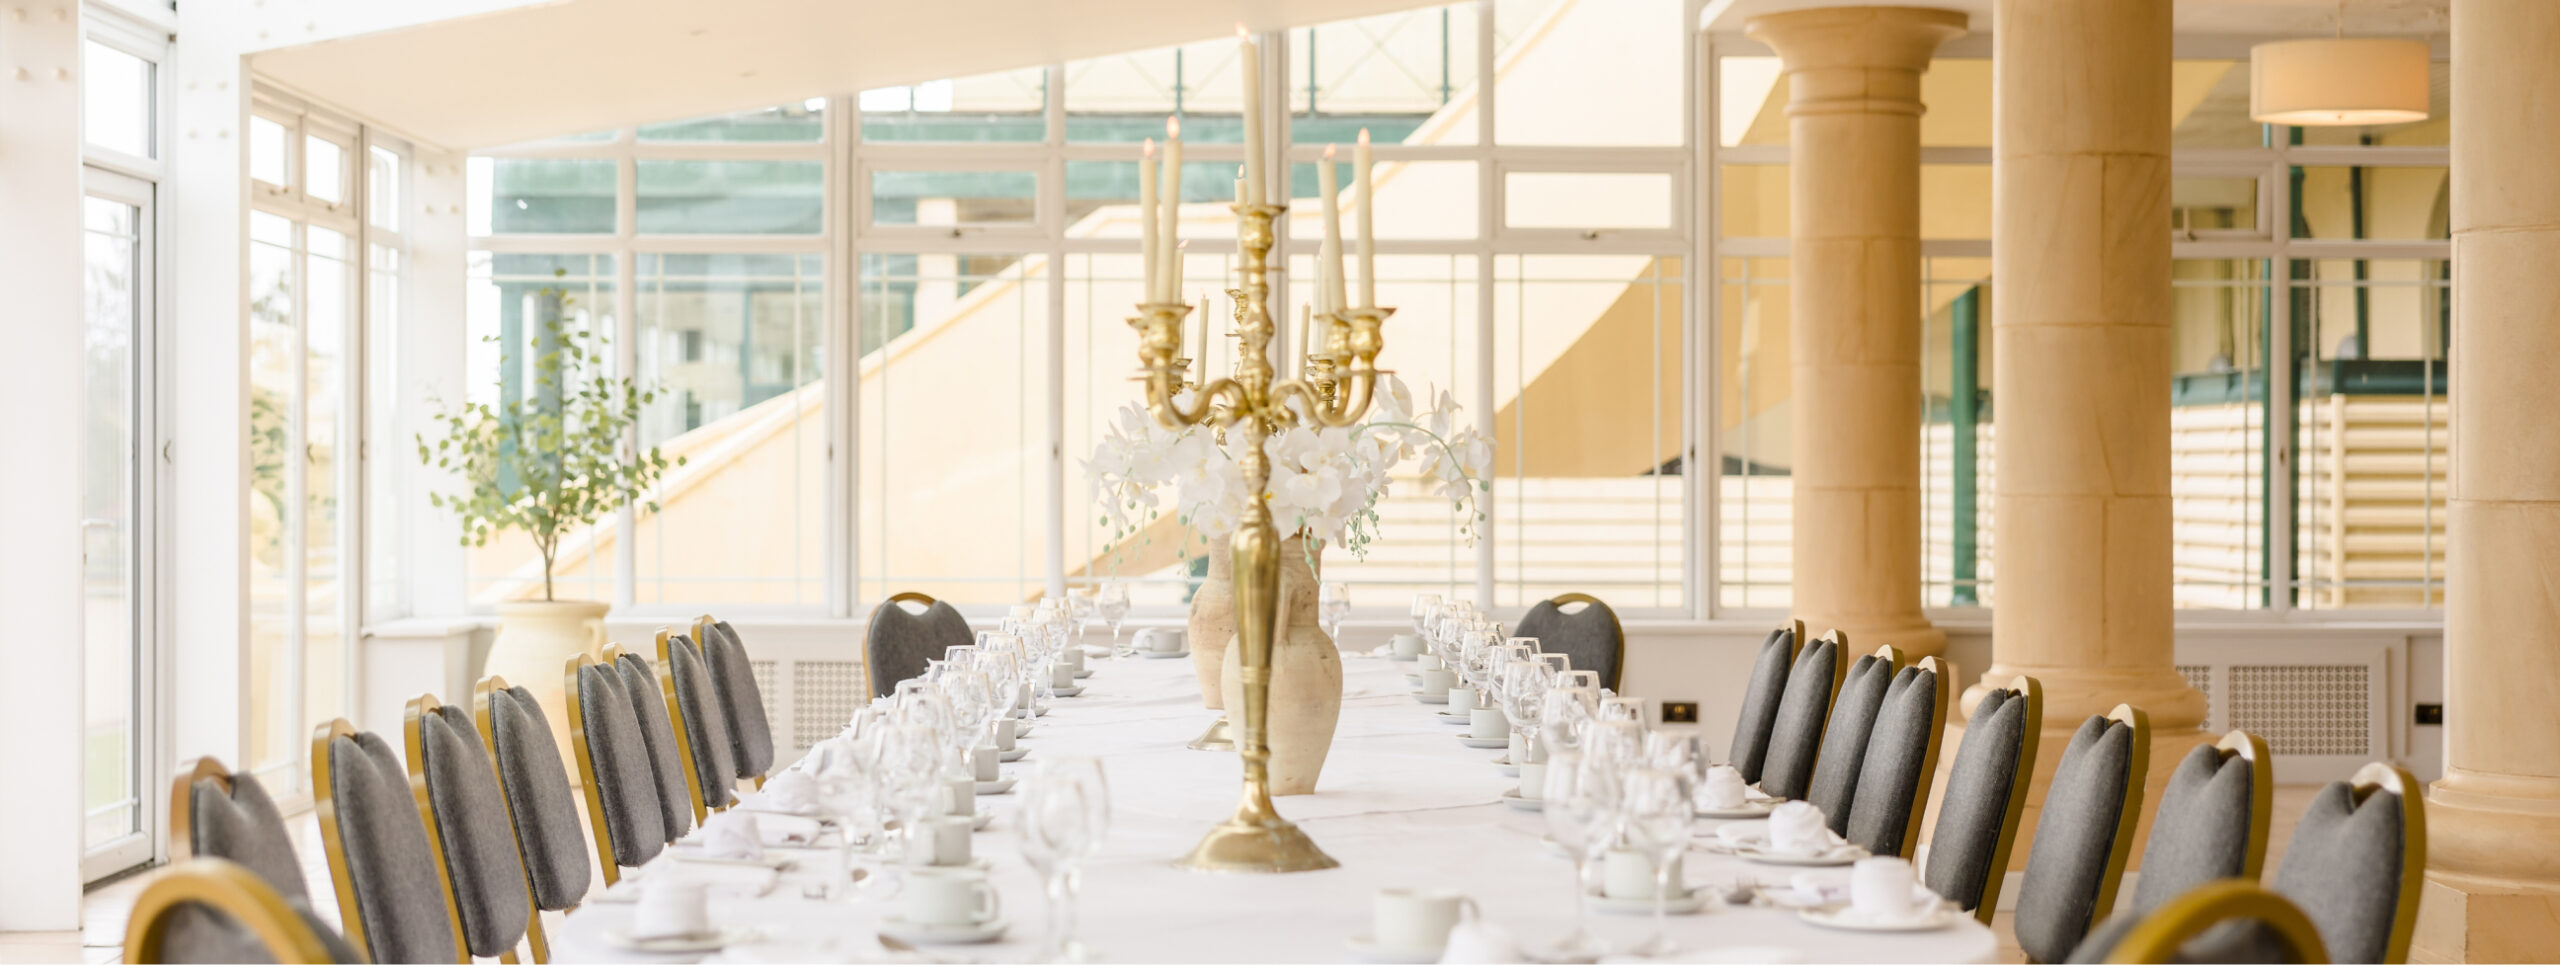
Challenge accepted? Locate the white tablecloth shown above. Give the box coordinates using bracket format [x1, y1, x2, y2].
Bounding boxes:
[551, 645, 1999, 963]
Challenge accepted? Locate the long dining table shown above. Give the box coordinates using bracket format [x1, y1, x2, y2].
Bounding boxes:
[551, 640, 2000, 963]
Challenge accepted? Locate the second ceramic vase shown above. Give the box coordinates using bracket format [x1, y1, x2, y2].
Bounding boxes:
[1219, 536, 1344, 795]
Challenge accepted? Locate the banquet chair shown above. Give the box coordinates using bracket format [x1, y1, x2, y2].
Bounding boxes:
[1508, 593, 1626, 691]
[2067, 880, 2330, 964]
[472, 675, 590, 962]
[2254, 763, 2427, 963]
[312, 718, 464, 964]
[658, 627, 741, 820]
[2064, 730, 2275, 963]
[2014, 704, 2154, 964]
[569, 653, 670, 887]
[1842, 656, 1953, 859]
[1728, 620, 1805, 784]
[1756, 629, 1844, 800]
[403, 694, 533, 962]
[1806, 644, 1905, 832]
[609, 646, 698, 843]
[123, 858, 356, 964]
[170, 758, 313, 910]
[694, 615, 777, 789]
[866, 592, 970, 698]
[1923, 674, 2044, 922]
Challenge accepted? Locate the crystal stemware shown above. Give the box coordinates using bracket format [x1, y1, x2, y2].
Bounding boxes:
[1543, 751, 1615, 963]
[1096, 583, 1132, 656]
[1018, 756, 1111, 963]
[1622, 767, 1692, 957]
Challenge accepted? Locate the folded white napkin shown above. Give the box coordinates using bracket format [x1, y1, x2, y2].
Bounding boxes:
[698, 810, 765, 860]
[755, 769, 822, 814]
[1767, 801, 1839, 854]
[1438, 918, 1527, 964]
[1788, 872, 1849, 906]
[1699, 764, 1750, 809]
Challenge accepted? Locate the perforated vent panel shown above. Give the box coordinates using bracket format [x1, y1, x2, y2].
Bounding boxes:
[2229, 665, 2370, 756]
[751, 659, 780, 741]
[2177, 664, 2213, 722]
[793, 661, 866, 750]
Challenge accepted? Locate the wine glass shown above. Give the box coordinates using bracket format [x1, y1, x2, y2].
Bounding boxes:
[1096, 583, 1132, 657]
[1018, 756, 1111, 963]
[1543, 751, 1615, 962]
[1504, 658, 1554, 762]
[1410, 593, 1442, 635]
[1320, 582, 1351, 642]
[1622, 767, 1692, 957]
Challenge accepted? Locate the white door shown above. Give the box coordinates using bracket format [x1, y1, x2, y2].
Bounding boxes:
[81, 167, 158, 881]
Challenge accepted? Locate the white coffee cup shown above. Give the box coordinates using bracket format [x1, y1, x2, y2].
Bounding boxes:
[1851, 856, 1921, 921]
[942, 776, 976, 817]
[1507, 732, 1527, 763]
[1517, 762, 1548, 801]
[1139, 628, 1184, 652]
[970, 745, 1000, 782]
[988, 718, 1017, 752]
[1067, 648, 1087, 672]
[1602, 849, 1683, 900]
[1391, 634, 1424, 658]
[1701, 764, 1748, 810]
[1417, 668, 1455, 697]
[1447, 686, 1476, 711]
[1468, 707, 1508, 740]
[1415, 654, 1443, 673]
[1050, 662, 1075, 690]
[904, 867, 1002, 926]
[632, 879, 711, 939]
[904, 815, 975, 867]
[1373, 888, 1475, 953]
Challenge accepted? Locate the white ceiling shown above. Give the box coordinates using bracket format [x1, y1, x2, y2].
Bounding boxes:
[1699, 0, 2448, 35]
[250, 0, 1452, 151]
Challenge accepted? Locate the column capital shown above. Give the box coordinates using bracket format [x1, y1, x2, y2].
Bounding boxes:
[1744, 6, 1968, 75]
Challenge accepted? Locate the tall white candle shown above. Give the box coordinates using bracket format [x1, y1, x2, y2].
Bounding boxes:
[1299, 302, 1313, 376]
[1139, 138, 1159, 304]
[1238, 27, 1265, 205]
[1159, 117, 1182, 303]
[1355, 128, 1376, 310]
[1317, 143, 1348, 317]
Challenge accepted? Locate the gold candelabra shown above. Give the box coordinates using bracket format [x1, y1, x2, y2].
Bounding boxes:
[1132, 200, 1388, 873]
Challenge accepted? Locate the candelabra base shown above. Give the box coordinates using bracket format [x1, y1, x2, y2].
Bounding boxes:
[1176, 805, 1341, 873]
[1187, 716, 1234, 751]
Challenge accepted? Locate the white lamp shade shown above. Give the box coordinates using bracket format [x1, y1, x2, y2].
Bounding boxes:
[2250, 38, 2431, 126]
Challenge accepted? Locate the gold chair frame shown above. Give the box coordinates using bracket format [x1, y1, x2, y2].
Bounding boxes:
[863, 592, 942, 700]
[313, 716, 467, 964]
[471, 674, 564, 963]
[2086, 703, 2156, 937]
[692, 612, 767, 791]
[1969, 674, 2046, 924]
[124, 858, 334, 964]
[2351, 761, 2428, 964]
[1888, 654, 1955, 861]
[166, 756, 236, 862]
[654, 628, 721, 822]
[564, 651, 630, 888]
[2217, 729, 2278, 883]
[1546, 592, 1627, 691]
[2107, 880, 2329, 964]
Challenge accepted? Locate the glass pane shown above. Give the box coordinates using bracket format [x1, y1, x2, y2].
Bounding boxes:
[304, 227, 350, 734]
[859, 251, 1044, 605]
[250, 115, 290, 186]
[863, 69, 1046, 142]
[1921, 60, 1992, 147]
[634, 253, 825, 604]
[868, 169, 1036, 227]
[2170, 258, 2269, 609]
[2293, 257, 2449, 609]
[81, 196, 141, 846]
[2174, 176, 2259, 234]
[1061, 250, 1196, 611]
[636, 160, 823, 235]
[1718, 56, 1785, 148]
[1284, 159, 1478, 240]
[83, 40, 152, 158]
[462, 252, 619, 605]
[306, 135, 346, 204]
[2290, 165, 2450, 241]
[2174, 60, 2266, 149]
[1504, 171, 1674, 230]
[1290, 4, 1479, 146]
[1064, 160, 1241, 237]
[1494, 0, 1681, 146]
[640, 101, 826, 142]
[1066, 37, 1243, 143]
[471, 157, 617, 235]
[245, 212, 295, 771]
[368, 145, 401, 232]
[1921, 164, 1992, 240]
[1719, 163, 1788, 238]
[1493, 254, 1683, 609]
[366, 244, 402, 622]
[1923, 258, 1993, 607]
[1717, 255, 1789, 609]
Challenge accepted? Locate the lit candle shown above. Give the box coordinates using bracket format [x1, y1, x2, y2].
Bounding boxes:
[1139, 138, 1159, 304]
[1159, 117, 1183, 303]
[1355, 128, 1376, 310]
[1317, 143, 1348, 317]
[1299, 302, 1313, 376]
[1238, 26, 1265, 205]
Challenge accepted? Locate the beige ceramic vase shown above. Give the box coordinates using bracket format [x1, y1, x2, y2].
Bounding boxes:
[483, 599, 609, 770]
[1220, 536, 1344, 796]
[1188, 550, 1235, 709]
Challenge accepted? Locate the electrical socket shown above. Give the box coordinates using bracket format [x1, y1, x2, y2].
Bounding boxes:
[1661, 701, 1699, 724]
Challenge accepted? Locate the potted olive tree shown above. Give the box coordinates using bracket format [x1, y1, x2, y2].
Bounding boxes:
[418, 271, 678, 735]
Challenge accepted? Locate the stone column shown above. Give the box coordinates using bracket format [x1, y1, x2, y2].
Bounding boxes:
[1952, 0, 2206, 860]
[1746, 6, 1965, 658]
[2415, 2, 2560, 959]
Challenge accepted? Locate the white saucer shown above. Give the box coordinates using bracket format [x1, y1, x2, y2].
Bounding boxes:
[1073, 668, 1094, 679]
[974, 778, 1016, 795]
[1138, 648, 1190, 659]
[1345, 934, 1442, 964]
[1695, 800, 1779, 819]
[967, 811, 994, 831]
[1388, 653, 1419, 662]
[1436, 712, 1472, 725]
[1590, 888, 1708, 915]
[666, 850, 795, 871]
[1412, 692, 1448, 704]
[1049, 685, 1084, 698]
[1457, 734, 1507, 749]
[1739, 843, 1867, 867]
[879, 914, 1008, 946]
[1797, 905, 1957, 932]
[998, 747, 1029, 762]
[1498, 760, 1520, 777]
[604, 926, 759, 953]
[917, 857, 993, 873]
[1500, 789, 1546, 812]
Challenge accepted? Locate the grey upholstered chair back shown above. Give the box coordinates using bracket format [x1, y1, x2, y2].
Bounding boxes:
[483, 682, 593, 911]
[2266, 764, 2426, 964]
[662, 630, 740, 817]
[1843, 657, 1951, 859]
[1806, 646, 1903, 832]
[316, 724, 461, 964]
[575, 658, 670, 879]
[611, 650, 696, 843]
[2062, 881, 2331, 965]
[178, 762, 312, 910]
[1923, 676, 2043, 921]
[124, 858, 361, 965]
[701, 619, 777, 780]
[2129, 731, 2272, 918]
[867, 594, 964, 698]
[1511, 594, 1625, 691]
[2014, 706, 2152, 964]
[411, 701, 533, 959]
[1756, 632, 1842, 800]
[1727, 622, 1801, 783]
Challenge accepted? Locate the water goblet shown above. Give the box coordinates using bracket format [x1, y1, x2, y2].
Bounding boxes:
[1622, 767, 1693, 957]
[1018, 756, 1110, 962]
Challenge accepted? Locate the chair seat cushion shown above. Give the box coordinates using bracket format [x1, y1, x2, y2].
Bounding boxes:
[2131, 744, 2256, 914]
[1758, 638, 1840, 800]
[668, 635, 740, 808]
[1728, 627, 1797, 784]
[1844, 664, 1939, 856]
[2015, 716, 2138, 964]
[330, 731, 459, 964]
[705, 622, 777, 778]
[1924, 688, 2029, 912]
[420, 706, 532, 957]
[581, 665, 670, 867]
[491, 686, 595, 909]
[1808, 653, 1897, 831]
[2270, 781, 2406, 964]
[616, 655, 697, 842]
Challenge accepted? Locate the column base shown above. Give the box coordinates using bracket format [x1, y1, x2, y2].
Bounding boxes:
[2412, 771, 2560, 962]
[1797, 612, 1948, 658]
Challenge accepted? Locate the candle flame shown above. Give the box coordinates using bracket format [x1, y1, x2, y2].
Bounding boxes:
[1143, 137, 1155, 156]
[1323, 143, 1337, 160]
[1358, 128, 1370, 147]
[1237, 23, 1250, 40]
[1167, 115, 1181, 138]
